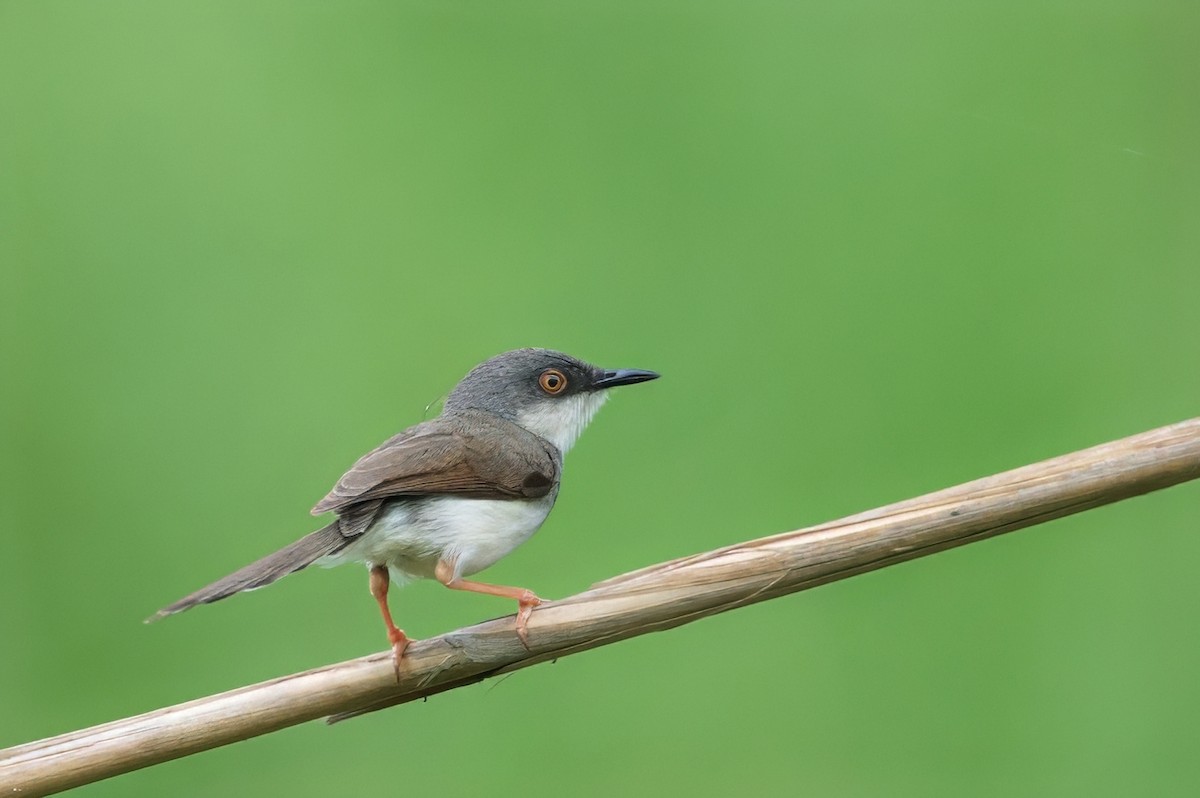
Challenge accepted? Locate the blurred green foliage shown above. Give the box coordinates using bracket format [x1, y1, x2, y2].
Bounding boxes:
[2, 1, 1199, 795]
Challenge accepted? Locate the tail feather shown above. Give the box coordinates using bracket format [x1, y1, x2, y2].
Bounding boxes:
[149, 522, 349, 621]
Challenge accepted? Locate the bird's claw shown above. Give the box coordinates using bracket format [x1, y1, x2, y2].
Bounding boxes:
[515, 591, 543, 650]
[388, 628, 410, 683]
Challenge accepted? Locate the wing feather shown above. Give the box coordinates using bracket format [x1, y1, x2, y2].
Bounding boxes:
[311, 411, 559, 516]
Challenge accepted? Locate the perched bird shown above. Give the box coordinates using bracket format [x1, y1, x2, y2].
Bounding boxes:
[152, 348, 659, 670]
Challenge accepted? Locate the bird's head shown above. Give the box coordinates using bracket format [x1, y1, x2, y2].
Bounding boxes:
[443, 348, 659, 453]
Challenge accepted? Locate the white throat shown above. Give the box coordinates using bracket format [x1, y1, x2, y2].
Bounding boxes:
[517, 392, 610, 454]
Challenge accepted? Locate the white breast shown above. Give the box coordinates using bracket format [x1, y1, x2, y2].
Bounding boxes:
[326, 495, 556, 583]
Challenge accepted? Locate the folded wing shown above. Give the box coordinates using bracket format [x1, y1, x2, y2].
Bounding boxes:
[311, 409, 561, 516]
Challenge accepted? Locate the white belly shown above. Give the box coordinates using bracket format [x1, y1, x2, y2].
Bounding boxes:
[325, 495, 556, 583]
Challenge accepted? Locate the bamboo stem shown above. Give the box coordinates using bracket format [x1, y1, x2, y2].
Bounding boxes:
[4, 418, 1199, 796]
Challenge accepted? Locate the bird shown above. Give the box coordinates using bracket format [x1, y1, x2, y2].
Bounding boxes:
[152, 348, 659, 672]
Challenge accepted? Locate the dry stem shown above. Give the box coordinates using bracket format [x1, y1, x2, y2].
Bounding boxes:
[3, 418, 1199, 796]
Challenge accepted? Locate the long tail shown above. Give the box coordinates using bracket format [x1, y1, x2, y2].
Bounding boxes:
[148, 522, 350, 621]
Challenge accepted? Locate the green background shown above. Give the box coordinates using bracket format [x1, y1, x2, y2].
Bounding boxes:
[3, 1, 1198, 795]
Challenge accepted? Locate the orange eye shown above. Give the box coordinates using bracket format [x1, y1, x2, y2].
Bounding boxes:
[538, 368, 568, 395]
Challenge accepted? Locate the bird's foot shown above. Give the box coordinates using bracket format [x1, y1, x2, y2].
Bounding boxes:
[515, 590, 543, 650]
[388, 627, 410, 683]
[432, 561, 544, 651]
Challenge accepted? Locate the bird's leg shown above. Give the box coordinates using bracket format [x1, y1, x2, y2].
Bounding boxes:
[369, 564, 409, 679]
[434, 560, 542, 649]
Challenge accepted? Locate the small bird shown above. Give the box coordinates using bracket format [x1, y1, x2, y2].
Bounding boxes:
[153, 348, 659, 669]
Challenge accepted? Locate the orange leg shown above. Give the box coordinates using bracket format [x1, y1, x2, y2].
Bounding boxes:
[369, 565, 409, 679]
[434, 560, 542, 649]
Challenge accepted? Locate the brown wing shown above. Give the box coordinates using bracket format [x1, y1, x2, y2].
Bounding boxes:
[311, 410, 560, 516]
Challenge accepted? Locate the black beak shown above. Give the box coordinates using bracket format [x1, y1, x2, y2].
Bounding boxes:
[593, 368, 661, 390]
